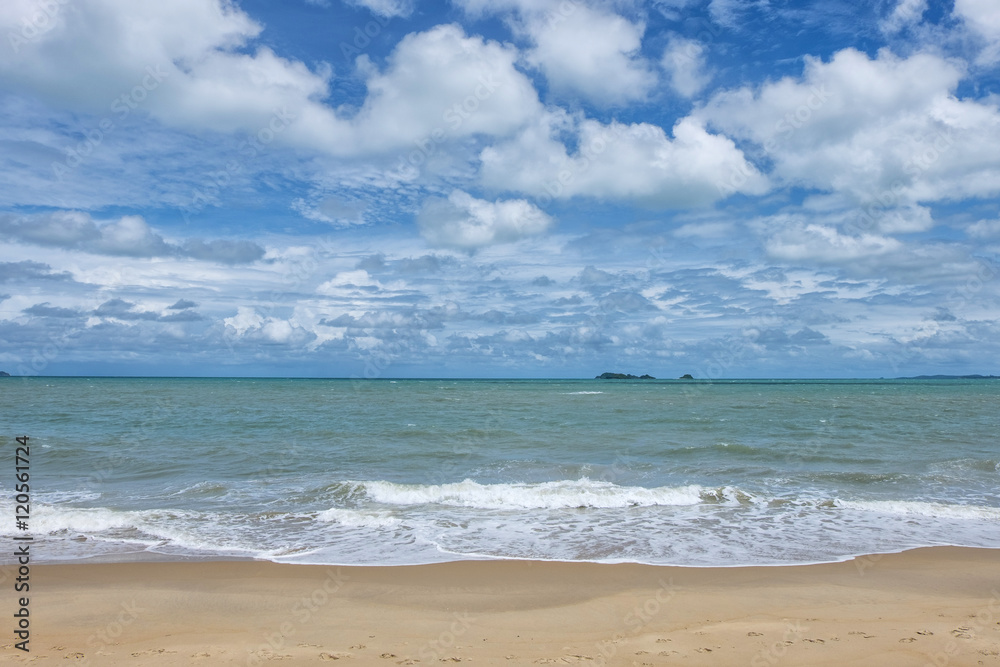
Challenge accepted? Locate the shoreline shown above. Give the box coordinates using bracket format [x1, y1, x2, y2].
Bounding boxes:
[8, 546, 1000, 665]
[15, 540, 1000, 569]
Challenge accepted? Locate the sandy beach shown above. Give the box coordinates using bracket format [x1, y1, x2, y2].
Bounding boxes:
[2, 547, 998, 666]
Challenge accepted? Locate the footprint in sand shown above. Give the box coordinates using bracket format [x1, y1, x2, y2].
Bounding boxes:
[848, 631, 875, 639]
[916, 630, 934, 636]
[804, 638, 825, 644]
[747, 632, 763, 637]
[899, 637, 917, 643]
[952, 627, 974, 639]
[533, 658, 588, 664]
[319, 652, 352, 660]
[350, 645, 367, 650]
[655, 638, 672, 643]
[65, 653, 85, 660]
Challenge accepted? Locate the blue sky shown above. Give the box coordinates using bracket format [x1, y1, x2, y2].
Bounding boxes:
[1, 0, 999, 378]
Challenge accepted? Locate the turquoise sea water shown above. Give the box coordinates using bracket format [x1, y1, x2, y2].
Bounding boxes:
[1, 377, 998, 566]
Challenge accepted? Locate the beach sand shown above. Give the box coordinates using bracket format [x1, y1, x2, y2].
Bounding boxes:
[6, 547, 1000, 665]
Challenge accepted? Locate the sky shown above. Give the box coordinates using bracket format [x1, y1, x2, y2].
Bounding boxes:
[1, 0, 999, 378]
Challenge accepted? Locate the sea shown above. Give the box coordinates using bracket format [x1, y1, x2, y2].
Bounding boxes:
[2, 377, 998, 567]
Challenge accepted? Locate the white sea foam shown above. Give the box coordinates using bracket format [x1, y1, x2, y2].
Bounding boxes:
[317, 508, 400, 528]
[29, 506, 138, 534]
[563, 391, 604, 394]
[357, 478, 706, 509]
[833, 499, 1000, 520]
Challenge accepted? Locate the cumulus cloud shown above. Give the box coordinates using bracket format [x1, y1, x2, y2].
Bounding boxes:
[223, 306, 316, 345]
[0, 211, 264, 263]
[417, 190, 553, 250]
[480, 112, 768, 207]
[661, 36, 712, 98]
[345, 24, 542, 153]
[453, 0, 655, 105]
[0, 4, 540, 158]
[522, 5, 656, 105]
[698, 48, 1000, 209]
[953, 0, 1000, 64]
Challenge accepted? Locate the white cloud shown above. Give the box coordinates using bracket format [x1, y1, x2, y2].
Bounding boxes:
[480, 111, 769, 207]
[344, 24, 543, 153]
[522, 4, 656, 105]
[708, 0, 749, 28]
[223, 306, 314, 344]
[699, 48, 1000, 211]
[0, 4, 540, 158]
[316, 269, 383, 295]
[953, 0, 1000, 64]
[418, 190, 554, 250]
[661, 36, 712, 98]
[92, 216, 174, 257]
[452, 0, 656, 105]
[880, 0, 927, 34]
[344, 0, 414, 18]
[291, 197, 368, 226]
[967, 218, 1000, 238]
[0, 211, 264, 263]
[0, 0, 343, 145]
[763, 221, 902, 264]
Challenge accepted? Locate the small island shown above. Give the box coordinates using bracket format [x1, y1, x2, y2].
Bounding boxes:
[0, 371, 10, 377]
[596, 372, 655, 379]
[679, 374, 694, 380]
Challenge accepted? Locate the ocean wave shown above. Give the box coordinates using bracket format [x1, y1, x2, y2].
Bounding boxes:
[317, 508, 400, 528]
[350, 478, 710, 509]
[562, 391, 604, 395]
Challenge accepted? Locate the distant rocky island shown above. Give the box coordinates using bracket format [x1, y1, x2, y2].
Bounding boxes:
[0, 371, 10, 377]
[596, 372, 655, 380]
